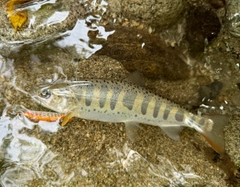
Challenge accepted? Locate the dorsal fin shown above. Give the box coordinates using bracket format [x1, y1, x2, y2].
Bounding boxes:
[124, 71, 145, 87]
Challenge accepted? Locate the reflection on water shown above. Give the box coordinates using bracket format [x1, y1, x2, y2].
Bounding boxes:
[15, 0, 57, 12]
[39, 11, 70, 26]
[0, 107, 74, 186]
[1, 165, 35, 186]
[0, 0, 112, 55]
[55, 19, 114, 58]
[0, 0, 239, 186]
[0, 106, 204, 186]
[0, 56, 14, 79]
[149, 156, 200, 187]
[107, 143, 200, 187]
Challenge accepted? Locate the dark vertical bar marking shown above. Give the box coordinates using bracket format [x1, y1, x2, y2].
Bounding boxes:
[110, 86, 121, 110]
[85, 83, 94, 106]
[163, 106, 171, 120]
[99, 83, 108, 108]
[153, 99, 161, 118]
[175, 109, 184, 122]
[141, 95, 151, 115]
[122, 89, 137, 110]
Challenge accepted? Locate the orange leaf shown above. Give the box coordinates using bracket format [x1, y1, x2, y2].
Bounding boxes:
[6, 0, 31, 32]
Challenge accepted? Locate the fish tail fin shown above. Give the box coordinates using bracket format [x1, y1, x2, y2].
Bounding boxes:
[200, 115, 229, 154]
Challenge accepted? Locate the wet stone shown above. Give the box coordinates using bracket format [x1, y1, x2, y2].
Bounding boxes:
[186, 6, 221, 57]
[106, 0, 186, 31]
[225, 117, 240, 168]
[198, 79, 223, 102]
[96, 26, 191, 81]
[207, 0, 226, 9]
[227, 0, 240, 37]
[0, 0, 88, 44]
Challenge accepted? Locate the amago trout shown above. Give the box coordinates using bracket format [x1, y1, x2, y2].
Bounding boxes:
[31, 73, 228, 153]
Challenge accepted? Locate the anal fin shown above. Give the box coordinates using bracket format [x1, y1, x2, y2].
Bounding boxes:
[125, 122, 141, 142]
[159, 125, 184, 141]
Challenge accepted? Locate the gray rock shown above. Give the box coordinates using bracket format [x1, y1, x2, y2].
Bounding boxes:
[107, 0, 186, 30]
[227, 0, 240, 37]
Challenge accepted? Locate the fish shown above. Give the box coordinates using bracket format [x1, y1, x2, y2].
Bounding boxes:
[31, 72, 228, 154]
[6, 104, 73, 123]
[22, 110, 73, 123]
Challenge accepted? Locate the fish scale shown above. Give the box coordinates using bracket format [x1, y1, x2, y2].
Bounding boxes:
[31, 75, 228, 154]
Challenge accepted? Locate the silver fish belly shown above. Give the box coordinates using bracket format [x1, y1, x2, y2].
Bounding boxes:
[31, 78, 228, 153]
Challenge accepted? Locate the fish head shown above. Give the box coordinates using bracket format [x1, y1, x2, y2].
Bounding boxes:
[31, 82, 79, 113]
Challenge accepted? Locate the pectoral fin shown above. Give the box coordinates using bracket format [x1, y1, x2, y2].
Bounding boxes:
[125, 122, 141, 142]
[61, 111, 76, 126]
[159, 125, 184, 141]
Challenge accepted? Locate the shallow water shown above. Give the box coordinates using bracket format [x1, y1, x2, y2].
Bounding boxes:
[0, 0, 240, 186]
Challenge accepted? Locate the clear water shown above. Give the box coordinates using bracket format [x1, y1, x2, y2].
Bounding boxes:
[0, 0, 239, 186]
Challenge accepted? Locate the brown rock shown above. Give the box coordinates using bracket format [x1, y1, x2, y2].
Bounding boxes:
[97, 26, 191, 81]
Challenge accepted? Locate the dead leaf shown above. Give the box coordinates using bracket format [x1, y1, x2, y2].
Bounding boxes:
[6, 0, 31, 32]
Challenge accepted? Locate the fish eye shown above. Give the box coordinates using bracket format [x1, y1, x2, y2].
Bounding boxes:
[40, 89, 51, 99]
